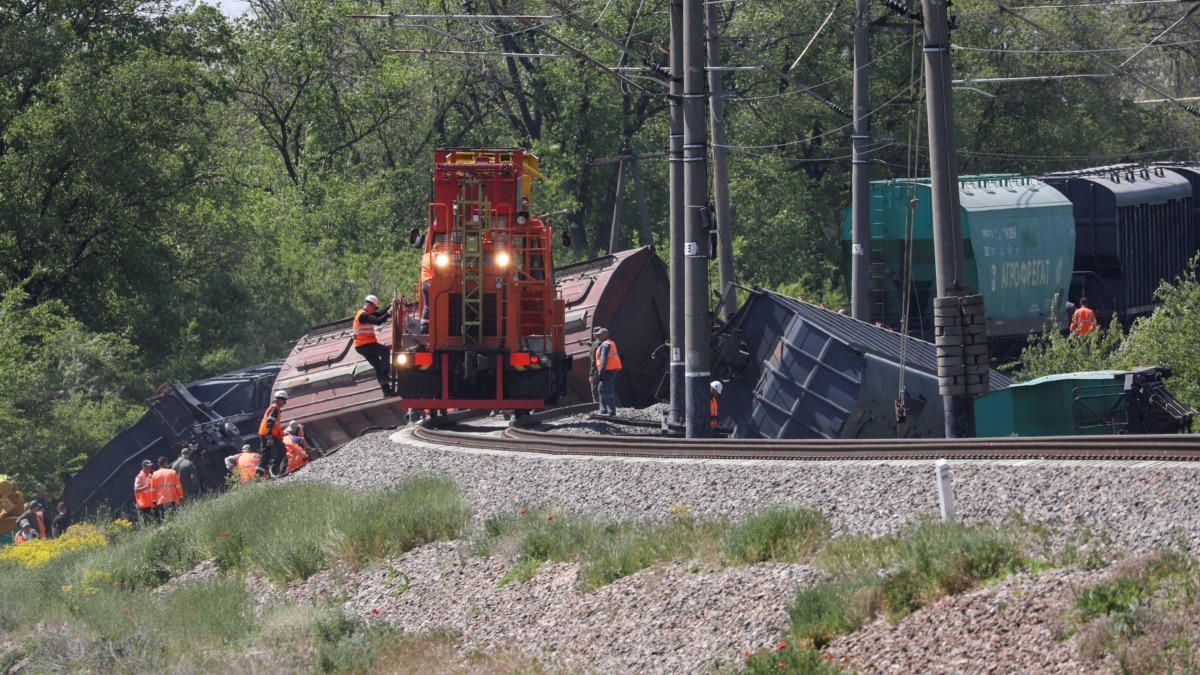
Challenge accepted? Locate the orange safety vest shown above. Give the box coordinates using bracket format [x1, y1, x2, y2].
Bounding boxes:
[1071, 306, 1097, 335]
[258, 403, 284, 439]
[710, 397, 719, 427]
[152, 468, 182, 505]
[284, 434, 309, 473]
[353, 308, 378, 347]
[596, 339, 623, 371]
[236, 452, 260, 483]
[15, 530, 35, 543]
[33, 511, 46, 538]
[420, 252, 434, 283]
[134, 471, 156, 509]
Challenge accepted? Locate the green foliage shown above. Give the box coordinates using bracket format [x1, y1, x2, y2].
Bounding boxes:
[0, 290, 143, 496]
[725, 507, 830, 564]
[880, 519, 1024, 618]
[95, 477, 469, 587]
[741, 643, 847, 674]
[314, 607, 396, 674]
[1117, 261, 1200, 408]
[1007, 316, 1124, 383]
[788, 579, 881, 650]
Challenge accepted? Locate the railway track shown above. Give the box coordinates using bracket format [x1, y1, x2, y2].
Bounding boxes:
[409, 404, 1200, 462]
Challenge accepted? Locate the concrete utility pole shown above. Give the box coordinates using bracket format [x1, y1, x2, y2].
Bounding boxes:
[668, 0, 685, 427]
[609, 154, 627, 254]
[920, 0, 987, 438]
[705, 1, 737, 322]
[850, 0, 871, 321]
[683, 0, 711, 438]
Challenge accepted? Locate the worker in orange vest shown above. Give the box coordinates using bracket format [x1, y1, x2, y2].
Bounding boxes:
[1071, 297, 1097, 335]
[151, 456, 183, 518]
[258, 389, 289, 477]
[419, 252, 434, 334]
[709, 380, 723, 428]
[225, 444, 262, 483]
[282, 421, 310, 474]
[593, 327, 622, 416]
[133, 459, 157, 523]
[353, 294, 395, 397]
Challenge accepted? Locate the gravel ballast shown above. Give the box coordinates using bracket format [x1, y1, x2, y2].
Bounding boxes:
[283, 410, 1200, 673]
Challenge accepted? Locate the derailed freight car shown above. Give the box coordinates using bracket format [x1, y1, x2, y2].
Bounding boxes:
[557, 246, 670, 409]
[64, 361, 281, 518]
[710, 288, 1011, 439]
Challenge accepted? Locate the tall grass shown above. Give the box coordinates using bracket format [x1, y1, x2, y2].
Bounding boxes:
[0, 475, 470, 672]
[783, 516, 1031, 657]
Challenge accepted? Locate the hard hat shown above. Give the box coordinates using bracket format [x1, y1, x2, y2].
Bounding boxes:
[593, 326, 608, 336]
[710, 380, 723, 394]
[286, 421, 299, 433]
[242, 444, 252, 452]
[365, 294, 380, 306]
[142, 459, 153, 467]
[274, 389, 288, 400]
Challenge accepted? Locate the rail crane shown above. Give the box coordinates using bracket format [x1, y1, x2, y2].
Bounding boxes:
[390, 148, 570, 414]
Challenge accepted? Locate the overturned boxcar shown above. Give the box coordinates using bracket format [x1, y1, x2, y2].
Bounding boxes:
[710, 288, 1012, 439]
[64, 361, 281, 518]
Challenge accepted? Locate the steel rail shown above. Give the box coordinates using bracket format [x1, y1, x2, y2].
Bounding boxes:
[409, 405, 1200, 462]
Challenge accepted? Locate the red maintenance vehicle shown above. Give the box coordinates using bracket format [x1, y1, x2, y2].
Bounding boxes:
[389, 148, 571, 414]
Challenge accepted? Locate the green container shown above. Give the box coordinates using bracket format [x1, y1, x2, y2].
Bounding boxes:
[842, 176, 1075, 343]
[975, 371, 1128, 437]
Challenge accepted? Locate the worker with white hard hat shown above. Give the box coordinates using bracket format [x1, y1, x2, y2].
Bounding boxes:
[353, 293, 395, 397]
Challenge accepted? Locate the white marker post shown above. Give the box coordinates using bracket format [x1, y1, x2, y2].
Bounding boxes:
[935, 459, 956, 522]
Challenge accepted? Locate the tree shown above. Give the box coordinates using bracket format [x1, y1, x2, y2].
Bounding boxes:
[1116, 262, 1200, 409]
[0, 289, 142, 498]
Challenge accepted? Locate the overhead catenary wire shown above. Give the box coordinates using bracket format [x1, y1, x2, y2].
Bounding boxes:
[388, 49, 572, 58]
[787, 0, 843, 73]
[953, 38, 1200, 55]
[997, 4, 1200, 119]
[1119, 1, 1200, 67]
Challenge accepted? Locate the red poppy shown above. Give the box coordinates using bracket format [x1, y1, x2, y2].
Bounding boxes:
[778, 663, 786, 669]
[547, 515, 554, 521]
[744, 651, 752, 658]
[371, 608, 379, 615]
[778, 642, 787, 650]
[520, 508, 526, 514]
